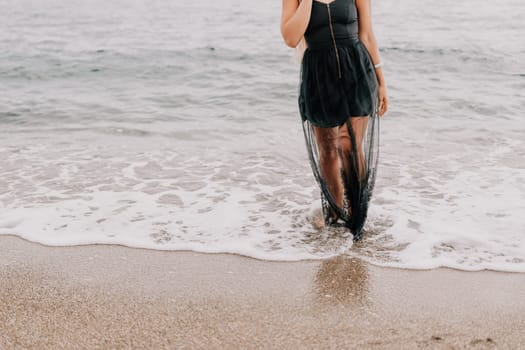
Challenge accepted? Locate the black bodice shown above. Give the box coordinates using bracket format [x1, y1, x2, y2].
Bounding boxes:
[304, 0, 360, 50]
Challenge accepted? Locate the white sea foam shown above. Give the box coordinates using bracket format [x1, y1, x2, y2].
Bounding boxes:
[1, 0, 524, 271]
[0, 134, 353, 261]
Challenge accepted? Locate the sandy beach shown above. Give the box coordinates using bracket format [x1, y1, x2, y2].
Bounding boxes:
[1, 235, 524, 349]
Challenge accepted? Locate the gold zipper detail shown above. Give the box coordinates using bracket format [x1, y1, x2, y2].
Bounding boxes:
[326, 3, 342, 79]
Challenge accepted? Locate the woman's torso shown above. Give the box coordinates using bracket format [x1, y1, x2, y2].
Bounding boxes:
[304, 0, 359, 50]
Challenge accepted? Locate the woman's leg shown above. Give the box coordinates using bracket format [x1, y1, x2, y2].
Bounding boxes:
[337, 120, 352, 182]
[350, 116, 369, 180]
[312, 125, 344, 219]
[337, 116, 369, 220]
[339, 116, 368, 180]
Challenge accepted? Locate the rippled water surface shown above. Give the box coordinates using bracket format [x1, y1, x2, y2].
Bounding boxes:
[1, 0, 524, 270]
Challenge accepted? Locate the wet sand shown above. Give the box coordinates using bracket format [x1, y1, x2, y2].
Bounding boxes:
[1, 235, 525, 349]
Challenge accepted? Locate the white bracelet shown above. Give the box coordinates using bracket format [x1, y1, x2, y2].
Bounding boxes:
[374, 62, 384, 69]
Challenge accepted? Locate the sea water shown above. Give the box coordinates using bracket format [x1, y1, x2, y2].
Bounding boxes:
[1, 0, 524, 271]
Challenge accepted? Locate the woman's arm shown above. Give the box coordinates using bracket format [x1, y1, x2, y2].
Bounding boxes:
[355, 0, 388, 115]
[280, 0, 313, 48]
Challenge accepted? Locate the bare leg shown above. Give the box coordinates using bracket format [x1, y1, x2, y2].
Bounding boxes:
[349, 116, 368, 180]
[338, 116, 369, 217]
[339, 117, 368, 179]
[312, 125, 343, 220]
[337, 120, 352, 182]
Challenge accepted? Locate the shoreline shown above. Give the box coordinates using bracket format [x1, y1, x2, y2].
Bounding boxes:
[3, 234, 523, 274]
[2, 235, 525, 349]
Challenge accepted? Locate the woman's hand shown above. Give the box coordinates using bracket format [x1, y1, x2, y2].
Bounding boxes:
[378, 83, 388, 116]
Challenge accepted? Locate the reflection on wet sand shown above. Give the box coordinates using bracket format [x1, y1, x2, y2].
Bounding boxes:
[313, 256, 369, 306]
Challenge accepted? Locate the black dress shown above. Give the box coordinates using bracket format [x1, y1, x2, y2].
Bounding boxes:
[298, 0, 380, 240]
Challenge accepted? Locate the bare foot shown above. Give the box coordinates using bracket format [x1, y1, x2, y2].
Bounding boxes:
[312, 215, 325, 230]
[311, 208, 326, 230]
